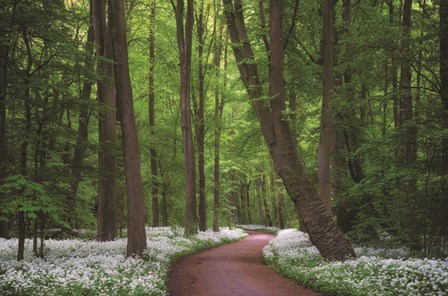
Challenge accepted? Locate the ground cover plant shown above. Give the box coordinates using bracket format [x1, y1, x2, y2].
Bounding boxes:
[263, 229, 448, 296]
[0, 227, 247, 296]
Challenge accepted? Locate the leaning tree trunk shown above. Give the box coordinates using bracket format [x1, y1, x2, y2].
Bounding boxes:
[223, 0, 355, 260]
[92, 0, 119, 242]
[172, 0, 197, 236]
[109, 0, 147, 257]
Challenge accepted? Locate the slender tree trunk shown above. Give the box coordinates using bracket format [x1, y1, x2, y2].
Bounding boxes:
[172, 0, 197, 236]
[400, 0, 419, 251]
[148, 0, 159, 227]
[92, 0, 119, 242]
[318, 0, 336, 215]
[17, 26, 33, 261]
[223, 0, 355, 260]
[440, 0, 448, 191]
[69, 25, 94, 224]
[256, 176, 265, 225]
[197, 0, 207, 231]
[261, 175, 272, 226]
[213, 5, 224, 232]
[109, 0, 147, 256]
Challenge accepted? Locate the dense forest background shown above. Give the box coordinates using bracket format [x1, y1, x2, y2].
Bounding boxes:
[0, 0, 447, 259]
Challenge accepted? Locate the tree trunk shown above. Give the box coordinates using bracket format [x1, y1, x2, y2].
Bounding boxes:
[17, 26, 33, 261]
[172, 0, 197, 236]
[0, 2, 14, 238]
[69, 25, 94, 225]
[148, 0, 159, 227]
[400, 0, 419, 251]
[261, 175, 272, 226]
[213, 5, 225, 232]
[92, 0, 119, 242]
[109, 0, 147, 256]
[256, 176, 265, 225]
[318, 0, 336, 215]
[440, 0, 448, 191]
[197, 0, 207, 231]
[223, 0, 355, 260]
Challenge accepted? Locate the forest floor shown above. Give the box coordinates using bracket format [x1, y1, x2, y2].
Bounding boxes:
[167, 231, 321, 296]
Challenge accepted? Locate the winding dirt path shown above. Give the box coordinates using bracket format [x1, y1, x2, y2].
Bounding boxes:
[167, 231, 321, 296]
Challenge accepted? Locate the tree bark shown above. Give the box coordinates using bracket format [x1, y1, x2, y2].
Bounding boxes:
[261, 175, 272, 226]
[172, 0, 197, 236]
[318, 0, 336, 215]
[400, 0, 419, 251]
[440, 0, 448, 191]
[148, 0, 159, 227]
[213, 3, 225, 232]
[256, 176, 265, 225]
[197, 0, 207, 231]
[109, 0, 147, 256]
[223, 0, 355, 260]
[92, 0, 119, 242]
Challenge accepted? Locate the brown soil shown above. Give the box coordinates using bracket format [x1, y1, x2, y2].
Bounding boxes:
[167, 231, 322, 296]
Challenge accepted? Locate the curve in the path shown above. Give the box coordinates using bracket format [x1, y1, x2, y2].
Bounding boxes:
[167, 231, 321, 296]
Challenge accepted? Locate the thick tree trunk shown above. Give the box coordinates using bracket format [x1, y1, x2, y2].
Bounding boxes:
[92, 0, 119, 242]
[173, 0, 197, 236]
[223, 0, 355, 260]
[149, 0, 159, 227]
[109, 0, 147, 256]
[318, 0, 336, 215]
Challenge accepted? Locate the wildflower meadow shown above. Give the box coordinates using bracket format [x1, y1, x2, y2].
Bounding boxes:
[262, 229, 448, 296]
[0, 227, 247, 296]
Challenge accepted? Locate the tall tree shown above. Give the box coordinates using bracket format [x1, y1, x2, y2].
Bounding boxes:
[69, 23, 94, 226]
[171, 0, 197, 236]
[440, 0, 448, 190]
[109, 0, 147, 256]
[222, 0, 355, 260]
[92, 0, 119, 242]
[196, 0, 207, 231]
[319, 0, 336, 214]
[148, 0, 159, 227]
[400, 0, 419, 250]
[212, 0, 225, 232]
[0, 0, 17, 239]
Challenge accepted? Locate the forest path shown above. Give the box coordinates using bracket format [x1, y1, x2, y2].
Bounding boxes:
[167, 231, 321, 296]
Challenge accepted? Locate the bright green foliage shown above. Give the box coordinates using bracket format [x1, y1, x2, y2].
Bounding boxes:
[0, 175, 67, 227]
